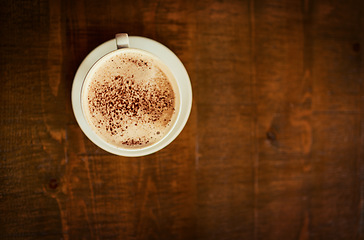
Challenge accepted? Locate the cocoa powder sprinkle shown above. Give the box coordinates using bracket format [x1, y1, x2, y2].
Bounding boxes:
[86, 55, 176, 147]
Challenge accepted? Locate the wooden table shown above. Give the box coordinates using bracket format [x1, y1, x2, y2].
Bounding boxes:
[1, 0, 363, 239]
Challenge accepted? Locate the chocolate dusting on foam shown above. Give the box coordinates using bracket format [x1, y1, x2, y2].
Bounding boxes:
[86, 56, 175, 147]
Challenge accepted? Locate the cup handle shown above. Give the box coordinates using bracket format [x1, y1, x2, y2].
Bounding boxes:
[115, 33, 129, 49]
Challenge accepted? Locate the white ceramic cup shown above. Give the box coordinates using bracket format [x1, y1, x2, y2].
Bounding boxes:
[71, 33, 192, 157]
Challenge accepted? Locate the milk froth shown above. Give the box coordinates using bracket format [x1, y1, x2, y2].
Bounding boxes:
[82, 49, 179, 149]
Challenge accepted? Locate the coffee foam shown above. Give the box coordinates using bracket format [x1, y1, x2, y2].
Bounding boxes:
[82, 49, 179, 149]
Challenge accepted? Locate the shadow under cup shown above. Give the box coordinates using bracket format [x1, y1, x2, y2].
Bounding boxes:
[80, 48, 181, 155]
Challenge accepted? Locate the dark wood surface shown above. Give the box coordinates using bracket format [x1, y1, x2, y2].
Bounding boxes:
[1, 0, 363, 239]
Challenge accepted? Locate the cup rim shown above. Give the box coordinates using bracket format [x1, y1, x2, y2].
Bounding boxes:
[80, 47, 182, 153]
[71, 36, 192, 157]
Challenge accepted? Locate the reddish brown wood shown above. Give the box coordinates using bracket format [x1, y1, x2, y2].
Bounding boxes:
[0, 0, 363, 239]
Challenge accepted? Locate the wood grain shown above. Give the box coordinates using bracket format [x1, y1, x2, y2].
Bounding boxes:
[0, 0, 363, 239]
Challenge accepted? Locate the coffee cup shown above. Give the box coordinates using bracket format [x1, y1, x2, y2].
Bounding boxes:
[72, 33, 192, 157]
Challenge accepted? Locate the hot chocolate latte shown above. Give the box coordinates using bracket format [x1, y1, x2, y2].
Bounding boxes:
[82, 49, 179, 149]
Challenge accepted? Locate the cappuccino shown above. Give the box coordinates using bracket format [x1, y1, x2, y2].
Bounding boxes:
[82, 49, 179, 149]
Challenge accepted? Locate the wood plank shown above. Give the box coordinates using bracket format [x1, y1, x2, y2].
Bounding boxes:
[253, 0, 311, 239]
[194, 1, 255, 239]
[308, 0, 363, 238]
